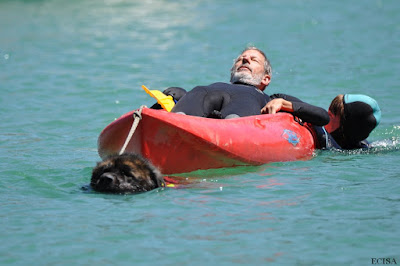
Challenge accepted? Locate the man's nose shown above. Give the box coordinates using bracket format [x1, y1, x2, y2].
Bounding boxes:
[241, 55, 250, 64]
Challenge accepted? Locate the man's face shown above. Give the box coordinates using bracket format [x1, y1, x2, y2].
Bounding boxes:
[230, 49, 270, 89]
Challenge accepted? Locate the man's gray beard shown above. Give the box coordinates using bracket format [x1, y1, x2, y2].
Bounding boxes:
[230, 71, 263, 87]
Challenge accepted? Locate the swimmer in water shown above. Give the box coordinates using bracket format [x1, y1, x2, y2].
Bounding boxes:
[323, 94, 381, 149]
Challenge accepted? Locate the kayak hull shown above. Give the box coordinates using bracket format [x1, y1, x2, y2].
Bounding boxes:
[98, 108, 316, 174]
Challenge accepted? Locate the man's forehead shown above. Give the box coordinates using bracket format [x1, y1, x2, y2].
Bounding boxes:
[240, 49, 265, 59]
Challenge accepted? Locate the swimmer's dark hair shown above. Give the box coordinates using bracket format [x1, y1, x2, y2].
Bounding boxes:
[329, 94, 345, 123]
[328, 94, 347, 146]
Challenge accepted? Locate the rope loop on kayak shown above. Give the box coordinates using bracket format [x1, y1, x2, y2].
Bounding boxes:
[119, 105, 147, 155]
[294, 116, 304, 126]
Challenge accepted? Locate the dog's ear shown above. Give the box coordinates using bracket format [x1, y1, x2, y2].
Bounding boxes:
[145, 161, 165, 188]
[130, 154, 165, 188]
[150, 168, 166, 188]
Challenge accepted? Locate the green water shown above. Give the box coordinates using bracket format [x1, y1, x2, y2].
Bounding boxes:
[1, 0, 399, 265]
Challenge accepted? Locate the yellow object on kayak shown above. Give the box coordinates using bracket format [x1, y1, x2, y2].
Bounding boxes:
[142, 85, 175, 112]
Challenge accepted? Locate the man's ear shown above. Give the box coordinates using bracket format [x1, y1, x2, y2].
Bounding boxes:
[261, 74, 271, 87]
[257, 74, 271, 91]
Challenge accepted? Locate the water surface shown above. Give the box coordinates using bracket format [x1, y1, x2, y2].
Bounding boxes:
[1, 0, 399, 265]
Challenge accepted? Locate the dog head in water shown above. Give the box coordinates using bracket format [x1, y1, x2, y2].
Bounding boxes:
[91, 153, 165, 194]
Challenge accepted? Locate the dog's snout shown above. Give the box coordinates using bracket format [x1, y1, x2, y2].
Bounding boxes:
[97, 172, 116, 187]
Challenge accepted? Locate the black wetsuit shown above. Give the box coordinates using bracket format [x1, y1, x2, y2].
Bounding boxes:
[312, 126, 370, 149]
[312, 126, 342, 149]
[171, 82, 270, 118]
[155, 87, 330, 123]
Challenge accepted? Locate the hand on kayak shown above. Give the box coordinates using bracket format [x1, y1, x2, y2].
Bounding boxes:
[261, 98, 294, 114]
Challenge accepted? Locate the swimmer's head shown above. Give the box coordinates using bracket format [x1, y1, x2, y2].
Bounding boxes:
[328, 94, 381, 148]
[342, 94, 381, 143]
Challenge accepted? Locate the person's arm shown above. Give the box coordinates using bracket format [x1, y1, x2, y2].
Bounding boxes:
[262, 93, 330, 126]
[261, 97, 294, 114]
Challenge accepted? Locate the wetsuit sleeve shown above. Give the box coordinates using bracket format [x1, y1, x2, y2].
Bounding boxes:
[270, 93, 330, 126]
[313, 126, 371, 150]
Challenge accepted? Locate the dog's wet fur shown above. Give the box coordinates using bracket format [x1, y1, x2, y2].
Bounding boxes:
[91, 153, 165, 194]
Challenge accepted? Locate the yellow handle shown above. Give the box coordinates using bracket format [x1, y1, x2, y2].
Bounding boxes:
[142, 85, 175, 112]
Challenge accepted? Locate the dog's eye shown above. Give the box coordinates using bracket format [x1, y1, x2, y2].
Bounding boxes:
[121, 168, 132, 177]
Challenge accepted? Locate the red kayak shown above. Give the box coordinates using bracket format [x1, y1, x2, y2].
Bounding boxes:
[98, 107, 316, 174]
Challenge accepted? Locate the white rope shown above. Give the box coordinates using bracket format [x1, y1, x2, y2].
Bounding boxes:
[119, 105, 146, 155]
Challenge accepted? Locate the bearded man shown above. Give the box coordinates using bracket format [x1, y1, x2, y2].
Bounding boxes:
[168, 46, 329, 126]
[170, 47, 271, 119]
